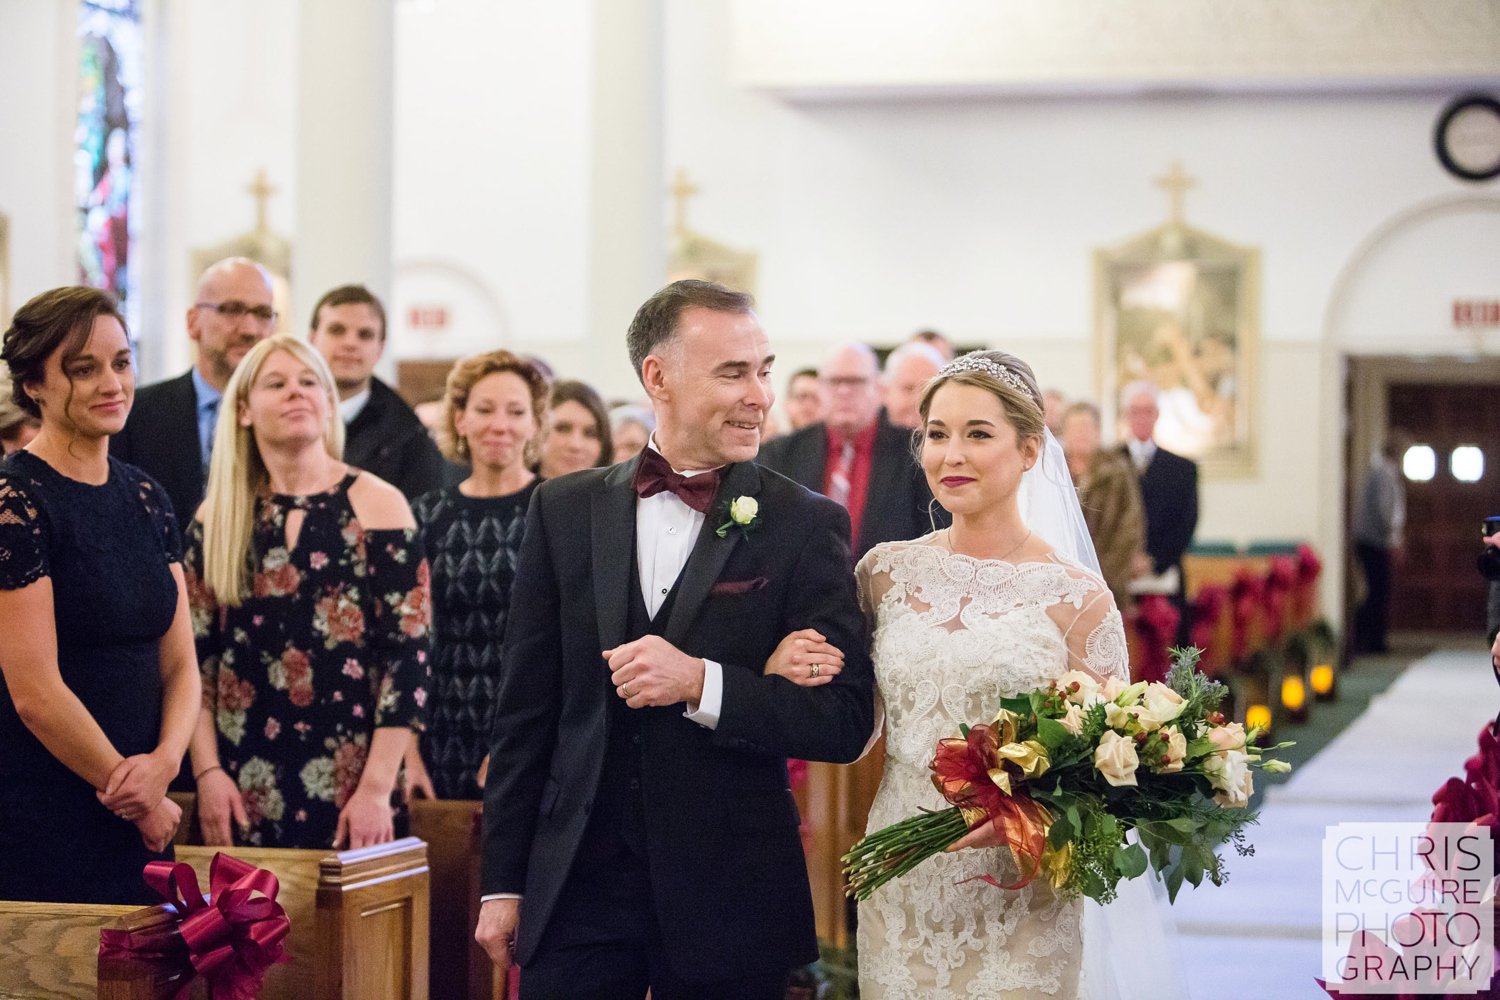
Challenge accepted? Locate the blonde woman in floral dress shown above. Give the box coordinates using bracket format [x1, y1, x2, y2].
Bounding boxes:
[184, 335, 431, 850]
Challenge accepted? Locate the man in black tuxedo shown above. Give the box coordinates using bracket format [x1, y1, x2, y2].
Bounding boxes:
[1119, 382, 1199, 643]
[307, 284, 448, 500]
[111, 257, 276, 538]
[758, 341, 939, 559]
[475, 281, 874, 998]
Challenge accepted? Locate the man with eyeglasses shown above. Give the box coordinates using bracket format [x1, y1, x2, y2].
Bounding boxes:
[307, 284, 446, 501]
[112, 257, 277, 541]
[758, 341, 939, 560]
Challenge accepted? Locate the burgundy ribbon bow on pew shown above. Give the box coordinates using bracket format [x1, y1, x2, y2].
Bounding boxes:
[99, 852, 291, 1000]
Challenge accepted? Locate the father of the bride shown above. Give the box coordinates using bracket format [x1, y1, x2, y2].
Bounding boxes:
[475, 280, 875, 998]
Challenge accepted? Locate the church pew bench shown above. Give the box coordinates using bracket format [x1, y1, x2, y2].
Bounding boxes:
[0, 899, 186, 1000]
[174, 837, 430, 1000]
[408, 798, 503, 1000]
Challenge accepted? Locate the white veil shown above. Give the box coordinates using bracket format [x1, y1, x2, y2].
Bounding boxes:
[1018, 431, 1190, 1000]
[1018, 428, 1102, 577]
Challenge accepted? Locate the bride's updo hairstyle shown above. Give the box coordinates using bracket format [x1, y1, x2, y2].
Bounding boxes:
[917, 350, 1046, 446]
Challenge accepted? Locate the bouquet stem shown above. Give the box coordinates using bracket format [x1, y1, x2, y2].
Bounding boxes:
[843, 807, 970, 900]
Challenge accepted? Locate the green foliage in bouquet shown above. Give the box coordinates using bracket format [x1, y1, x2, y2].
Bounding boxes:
[842, 647, 1293, 906]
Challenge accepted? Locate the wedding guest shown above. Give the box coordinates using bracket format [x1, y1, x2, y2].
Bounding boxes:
[782, 367, 826, 433]
[111, 257, 276, 544]
[0, 372, 40, 454]
[880, 341, 945, 430]
[307, 284, 447, 501]
[759, 342, 939, 560]
[1352, 434, 1408, 655]
[408, 351, 549, 800]
[185, 335, 430, 850]
[609, 403, 654, 465]
[0, 286, 198, 904]
[1041, 388, 1068, 436]
[908, 328, 955, 361]
[1061, 400, 1145, 615]
[1118, 381, 1199, 644]
[536, 378, 610, 480]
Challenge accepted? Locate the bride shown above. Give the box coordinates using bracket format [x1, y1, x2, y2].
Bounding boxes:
[772, 350, 1183, 999]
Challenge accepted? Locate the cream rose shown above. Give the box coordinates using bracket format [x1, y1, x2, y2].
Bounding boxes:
[729, 496, 759, 524]
[1056, 670, 1105, 707]
[1059, 702, 1086, 735]
[1157, 725, 1187, 773]
[1204, 748, 1254, 807]
[1136, 684, 1186, 730]
[1206, 722, 1247, 753]
[1105, 702, 1140, 731]
[1094, 729, 1140, 787]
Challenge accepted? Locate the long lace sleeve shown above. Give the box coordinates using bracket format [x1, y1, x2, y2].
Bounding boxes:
[1051, 563, 1131, 682]
[364, 528, 432, 731]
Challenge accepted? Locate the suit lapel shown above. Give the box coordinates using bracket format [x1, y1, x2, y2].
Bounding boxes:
[662, 460, 761, 646]
[592, 459, 641, 651]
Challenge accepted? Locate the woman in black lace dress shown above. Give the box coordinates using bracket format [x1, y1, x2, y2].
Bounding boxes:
[0, 287, 200, 904]
[185, 335, 430, 850]
[408, 350, 549, 799]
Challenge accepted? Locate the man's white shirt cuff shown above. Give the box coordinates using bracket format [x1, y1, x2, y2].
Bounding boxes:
[683, 659, 722, 729]
[481, 893, 523, 902]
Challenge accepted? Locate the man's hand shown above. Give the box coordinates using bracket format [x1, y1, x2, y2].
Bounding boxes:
[98, 751, 175, 822]
[475, 897, 521, 971]
[603, 635, 705, 709]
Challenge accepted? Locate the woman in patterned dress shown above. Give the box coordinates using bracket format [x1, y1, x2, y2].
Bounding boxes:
[0, 287, 198, 903]
[406, 350, 550, 800]
[185, 335, 430, 850]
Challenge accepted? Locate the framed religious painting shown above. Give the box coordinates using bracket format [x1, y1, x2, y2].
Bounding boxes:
[1093, 223, 1260, 478]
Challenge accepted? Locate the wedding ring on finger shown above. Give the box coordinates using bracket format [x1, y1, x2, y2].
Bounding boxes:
[810, 662, 821, 678]
[622, 683, 633, 698]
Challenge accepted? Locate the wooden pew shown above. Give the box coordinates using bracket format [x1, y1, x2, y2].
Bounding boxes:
[174, 837, 430, 1000]
[0, 900, 186, 1000]
[409, 798, 501, 1000]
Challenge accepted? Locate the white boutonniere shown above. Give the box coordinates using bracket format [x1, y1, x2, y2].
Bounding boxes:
[715, 495, 761, 539]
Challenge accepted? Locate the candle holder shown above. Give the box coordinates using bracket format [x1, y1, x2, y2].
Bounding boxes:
[1310, 663, 1336, 702]
[1280, 674, 1308, 724]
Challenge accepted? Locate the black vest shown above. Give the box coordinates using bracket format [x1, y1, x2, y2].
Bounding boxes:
[581, 552, 683, 860]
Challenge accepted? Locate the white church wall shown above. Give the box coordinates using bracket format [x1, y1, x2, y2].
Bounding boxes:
[663, 0, 1496, 623]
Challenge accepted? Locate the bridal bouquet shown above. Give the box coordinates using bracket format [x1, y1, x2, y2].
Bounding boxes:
[843, 648, 1292, 905]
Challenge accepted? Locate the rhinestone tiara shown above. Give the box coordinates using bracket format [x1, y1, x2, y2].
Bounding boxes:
[937, 353, 1029, 395]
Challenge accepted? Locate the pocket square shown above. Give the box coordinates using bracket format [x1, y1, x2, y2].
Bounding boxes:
[711, 577, 769, 597]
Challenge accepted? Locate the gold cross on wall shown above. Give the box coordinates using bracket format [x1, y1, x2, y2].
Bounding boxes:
[1154, 161, 1196, 227]
[246, 168, 277, 233]
[670, 168, 699, 234]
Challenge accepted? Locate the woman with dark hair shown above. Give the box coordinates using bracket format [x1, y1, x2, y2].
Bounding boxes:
[185, 335, 430, 850]
[0, 286, 199, 904]
[536, 378, 611, 479]
[407, 350, 550, 799]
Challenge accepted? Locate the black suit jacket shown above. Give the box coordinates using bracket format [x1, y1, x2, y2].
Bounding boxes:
[757, 414, 940, 558]
[110, 371, 203, 539]
[343, 378, 447, 501]
[480, 457, 874, 979]
[1123, 444, 1199, 577]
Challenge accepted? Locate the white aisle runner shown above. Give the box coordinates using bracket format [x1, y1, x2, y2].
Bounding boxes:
[1169, 648, 1497, 1000]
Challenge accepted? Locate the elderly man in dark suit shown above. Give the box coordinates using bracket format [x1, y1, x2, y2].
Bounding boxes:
[758, 341, 938, 559]
[1119, 381, 1199, 642]
[111, 257, 276, 538]
[474, 280, 874, 999]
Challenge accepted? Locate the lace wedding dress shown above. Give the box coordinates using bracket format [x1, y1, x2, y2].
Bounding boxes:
[855, 533, 1131, 1000]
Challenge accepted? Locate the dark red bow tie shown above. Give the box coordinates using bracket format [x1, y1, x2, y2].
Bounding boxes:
[633, 448, 722, 514]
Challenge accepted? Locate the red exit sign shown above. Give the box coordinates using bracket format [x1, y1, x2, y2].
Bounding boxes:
[408, 305, 448, 329]
[1453, 300, 1500, 328]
